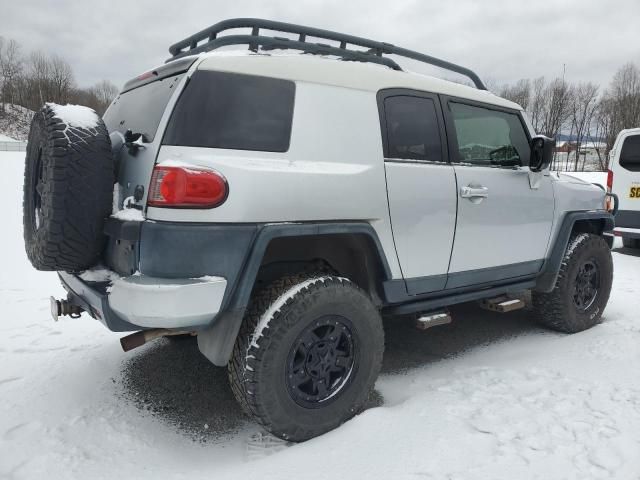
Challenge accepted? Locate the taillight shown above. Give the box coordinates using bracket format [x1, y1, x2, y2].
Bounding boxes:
[605, 169, 613, 211]
[148, 165, 228, 208]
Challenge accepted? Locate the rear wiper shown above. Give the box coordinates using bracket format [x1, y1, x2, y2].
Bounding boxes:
[124, 129, 148, 156]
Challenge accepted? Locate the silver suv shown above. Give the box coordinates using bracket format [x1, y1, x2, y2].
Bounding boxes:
[22, 19, 617, 442]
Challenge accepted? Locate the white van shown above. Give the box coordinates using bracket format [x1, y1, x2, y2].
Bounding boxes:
[609, 128, 640, 248]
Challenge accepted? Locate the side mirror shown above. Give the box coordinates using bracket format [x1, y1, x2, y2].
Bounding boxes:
[530, 135, 554, 172]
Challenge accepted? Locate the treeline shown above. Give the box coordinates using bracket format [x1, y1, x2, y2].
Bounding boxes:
[494, 63, 640, 170]
[0, 37, 118, 116]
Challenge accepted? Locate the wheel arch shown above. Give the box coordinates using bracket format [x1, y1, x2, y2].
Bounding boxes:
[198, 222, 393, 366]
[535, 211, 614, 293]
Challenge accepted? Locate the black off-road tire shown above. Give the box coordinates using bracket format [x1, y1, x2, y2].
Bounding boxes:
[228, 274, 384, 442]
[532, 233, 613, 333]
[23, 104, 114, 271]
[622, 237, 639, 249]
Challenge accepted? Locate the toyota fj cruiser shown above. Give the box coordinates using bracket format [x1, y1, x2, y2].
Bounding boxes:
[23, 19, 618, 442]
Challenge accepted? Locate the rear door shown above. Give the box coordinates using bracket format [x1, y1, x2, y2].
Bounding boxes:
[611, 132, 640, 228]
[103, 58, 194, 209]
[442, 98, 554, 289]
[380, 90, 457, 295]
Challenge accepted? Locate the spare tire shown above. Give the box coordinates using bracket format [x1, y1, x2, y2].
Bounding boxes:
[23, 104, 114, 272]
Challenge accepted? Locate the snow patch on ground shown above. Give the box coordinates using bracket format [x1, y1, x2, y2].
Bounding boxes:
[0, 134, 17, 142]
[1, 151, 640, 479]
[0, 104, 34, 141]
[47, 103, 100, 129]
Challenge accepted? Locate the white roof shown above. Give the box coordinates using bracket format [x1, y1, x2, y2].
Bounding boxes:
[195, 52, 522, 111]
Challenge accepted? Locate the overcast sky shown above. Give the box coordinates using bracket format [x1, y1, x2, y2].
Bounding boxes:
[2, 0, 639, 90]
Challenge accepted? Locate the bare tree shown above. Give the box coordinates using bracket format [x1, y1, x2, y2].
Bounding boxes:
[528, 77, 547, 133]
[91, 80, 119, 113]
[0, 38, 22, 111]
[27, 50, 51, 108]
[610, 63, 640, 129]
[569, 82, 599, 170]
[540, 78, 573, 140]
[595, 63, 640, 155]
[49, 54, 74, 104]
[70, 80, 119, 115]
[499, 79, 531, 110]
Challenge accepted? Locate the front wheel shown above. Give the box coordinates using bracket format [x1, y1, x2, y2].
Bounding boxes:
[532, 233, 613, 333]
[228, 274, 384, 442]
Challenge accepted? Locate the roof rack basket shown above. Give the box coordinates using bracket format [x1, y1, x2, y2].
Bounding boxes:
[167, 18, 487, 90]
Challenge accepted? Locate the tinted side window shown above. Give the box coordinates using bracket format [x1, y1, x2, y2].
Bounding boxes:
[620, 135, 640, 172]
[163, 70, 295, 152]
[449, 102, 530, 167]
[383, 96, 442, 162]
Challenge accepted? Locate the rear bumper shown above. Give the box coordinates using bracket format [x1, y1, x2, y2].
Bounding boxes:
[59, 271, 227, 331]
[614, 227, 640, 240]
[612, 209, 640, 240]
[615, 209, 640, 229]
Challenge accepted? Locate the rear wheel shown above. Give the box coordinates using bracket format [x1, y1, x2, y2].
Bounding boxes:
[228, 274, 384, 442]
[622, 237, 639, 249]
[532, 233, 613, 333]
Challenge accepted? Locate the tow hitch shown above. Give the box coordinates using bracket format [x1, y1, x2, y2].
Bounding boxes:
[50, 296, 83, 321]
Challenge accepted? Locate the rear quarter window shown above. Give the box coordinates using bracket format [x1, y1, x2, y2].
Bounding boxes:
[619, 135, 640, 172]
[163, 70, 295, 152]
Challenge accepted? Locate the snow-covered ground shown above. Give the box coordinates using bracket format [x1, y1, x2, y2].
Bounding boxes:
[0, 104, 33, 142]
[0, 134, 17, 142]
[1, 151, 639, 479]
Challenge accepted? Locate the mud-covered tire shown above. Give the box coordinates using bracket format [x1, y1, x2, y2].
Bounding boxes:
[23, 104, 114, 271]
[532, 233, 613, 333]
[622, 237, 639, 249]
[228, 274, 384, 442]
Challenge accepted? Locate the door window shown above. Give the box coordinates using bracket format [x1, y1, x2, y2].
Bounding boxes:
[619, 135, 640, 172]
[383, 96, 442, 162]
[449, 102, 530, 167]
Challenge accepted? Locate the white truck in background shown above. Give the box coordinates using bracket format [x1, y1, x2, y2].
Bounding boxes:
[608, 128, 640, 248]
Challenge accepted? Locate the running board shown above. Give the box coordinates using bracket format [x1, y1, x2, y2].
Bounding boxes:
[479, 295, 525, 313]
[415, 311, 452, 330]
[383, 280, 536, 316]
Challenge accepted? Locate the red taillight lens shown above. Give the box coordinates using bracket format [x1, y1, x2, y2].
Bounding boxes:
[148, 165, 228, 208]
[605, 169, 614, 211]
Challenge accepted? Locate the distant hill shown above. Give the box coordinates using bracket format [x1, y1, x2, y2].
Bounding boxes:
[0, 104, 34, 142]
[556, 133, 605, 143]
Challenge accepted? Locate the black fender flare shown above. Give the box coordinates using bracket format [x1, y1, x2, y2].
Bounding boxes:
[197, 222, 392, 366]
[535, 211, 614, 293]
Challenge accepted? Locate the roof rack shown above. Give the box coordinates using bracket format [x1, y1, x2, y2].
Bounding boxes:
[167, 18, 487, 90]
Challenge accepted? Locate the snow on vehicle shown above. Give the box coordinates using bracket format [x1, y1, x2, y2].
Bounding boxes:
[22, 18, 617, 441]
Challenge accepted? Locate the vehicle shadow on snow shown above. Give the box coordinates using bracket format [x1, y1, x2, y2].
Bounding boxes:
[118, 301, 545, 442]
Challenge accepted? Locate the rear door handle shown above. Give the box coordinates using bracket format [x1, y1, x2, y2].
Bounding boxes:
[460, 186, 489, 198]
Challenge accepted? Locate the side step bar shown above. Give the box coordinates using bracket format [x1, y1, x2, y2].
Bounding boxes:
[479, 295, 525, 313]
[384, 279, 536, 316]
[415, 311, 452, 330]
